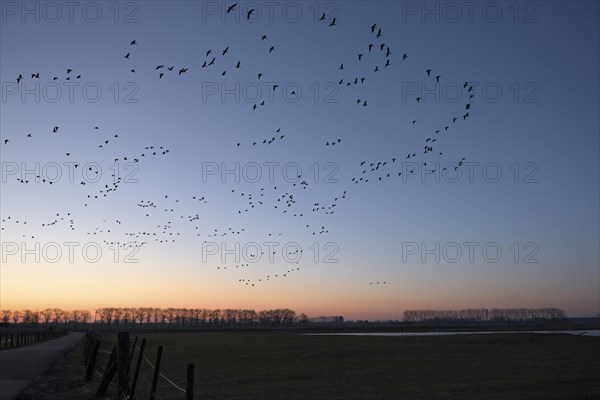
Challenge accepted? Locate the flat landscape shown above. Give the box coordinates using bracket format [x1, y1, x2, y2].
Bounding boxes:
[21, 332, 600, 400]
[3, 2, 599, 399]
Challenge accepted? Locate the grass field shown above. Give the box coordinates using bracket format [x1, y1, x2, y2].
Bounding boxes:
[22, 332, 600, 400]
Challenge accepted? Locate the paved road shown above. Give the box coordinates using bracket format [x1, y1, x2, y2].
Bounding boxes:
[0, 332, 84, 400]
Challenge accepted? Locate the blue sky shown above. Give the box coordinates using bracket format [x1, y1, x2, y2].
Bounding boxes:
[1, 1, 598, 319]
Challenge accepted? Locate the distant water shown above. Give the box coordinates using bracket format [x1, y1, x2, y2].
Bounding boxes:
[304, 330, 600, 337]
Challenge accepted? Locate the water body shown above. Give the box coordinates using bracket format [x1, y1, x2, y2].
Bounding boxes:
[304, 330, 600, 337]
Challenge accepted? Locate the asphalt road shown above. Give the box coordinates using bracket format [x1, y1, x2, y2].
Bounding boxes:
[0, 332, 84, 400]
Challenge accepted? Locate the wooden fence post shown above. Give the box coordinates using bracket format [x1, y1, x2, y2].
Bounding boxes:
[149, 345, 163, 400]
[130, 338, 146, 400]
[84, 340, 95, 367]
[82, 332, 92, 363]
[128, 335, 138, 368]
[118, 332, 131, 399]
[186, 363, 194, 400]
[96, 346, 117, 395]
[84, 340, 101, 381]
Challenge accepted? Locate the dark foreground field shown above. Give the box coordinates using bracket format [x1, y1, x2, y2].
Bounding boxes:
[20, 332, 599, 400]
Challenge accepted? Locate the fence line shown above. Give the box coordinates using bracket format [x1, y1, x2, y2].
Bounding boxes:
[82, 332, 190, 399]
[0, 330, 66, 348]
[135, 344, 186, 393]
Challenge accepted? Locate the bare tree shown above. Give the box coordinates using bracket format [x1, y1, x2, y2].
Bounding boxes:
[113, 308, 124, 326]
[12, 310, 21, 324]
[81, 310, 91, 326]
[1, 310, 11, 324]
[41, 309, 53, 324]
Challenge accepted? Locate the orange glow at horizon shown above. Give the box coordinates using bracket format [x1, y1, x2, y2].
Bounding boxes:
[2, 260, 597, 319]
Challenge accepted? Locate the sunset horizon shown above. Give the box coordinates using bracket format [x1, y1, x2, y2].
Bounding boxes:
[2, 0, 599, 322]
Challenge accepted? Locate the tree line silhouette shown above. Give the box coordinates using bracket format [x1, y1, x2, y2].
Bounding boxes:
[1, 307, 568, 327]
[402, 308, 566, 323]
[1, 308, 91, 325]
[95, 307, 304, 327]
[0, 308, 309, 328]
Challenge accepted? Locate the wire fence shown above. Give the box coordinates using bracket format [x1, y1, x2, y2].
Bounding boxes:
[82, 332, 192, 400]
[135, 344, 186, 393]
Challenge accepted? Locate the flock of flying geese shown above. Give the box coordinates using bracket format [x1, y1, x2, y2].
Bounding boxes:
[3, 11, 476, 289]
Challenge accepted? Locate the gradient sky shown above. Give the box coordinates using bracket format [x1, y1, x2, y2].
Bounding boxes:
[1, 1, 598, 320]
